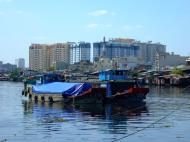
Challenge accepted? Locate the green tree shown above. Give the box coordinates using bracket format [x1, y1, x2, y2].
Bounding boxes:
[48, 66, 56, 71]
[9, 68, 23, 81]
[131, 71, 139, 78]
[171, 67, 184, 76]
[10, 68, 20, 78]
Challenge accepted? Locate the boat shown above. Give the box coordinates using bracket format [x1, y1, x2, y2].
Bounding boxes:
[29, 82, 92, 102]
[23, 70, 149, 104]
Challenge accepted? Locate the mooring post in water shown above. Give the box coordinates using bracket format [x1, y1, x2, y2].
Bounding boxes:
[72, 97, 75, 104]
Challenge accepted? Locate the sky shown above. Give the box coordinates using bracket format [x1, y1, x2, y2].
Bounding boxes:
[0, 0, 190, 66]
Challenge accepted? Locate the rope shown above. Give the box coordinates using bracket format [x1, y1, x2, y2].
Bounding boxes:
[181, 85, 190, 93]
[110, 100, 182, 142]
[111, 110, 175, 142]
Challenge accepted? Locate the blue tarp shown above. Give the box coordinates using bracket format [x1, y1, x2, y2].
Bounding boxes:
[32, 82, 92, 96]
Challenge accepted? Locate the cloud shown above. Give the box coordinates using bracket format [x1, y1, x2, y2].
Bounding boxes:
[0, 0, 13, 3]
[0, 10, 24, 16]
[87, 23, 98, 28]
[88, 10, 108, 16]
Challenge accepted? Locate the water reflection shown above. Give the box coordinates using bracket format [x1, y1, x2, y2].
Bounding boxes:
[149, 86, 190, 97]
[22, 100, 148, 136]
[22, 100, 148, 120]
[2, 82, 190, 142]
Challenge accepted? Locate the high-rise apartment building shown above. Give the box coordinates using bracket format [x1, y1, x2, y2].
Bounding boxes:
[133, 41, 166, 65]
[69, 42, 91, 64]
[29, 43, 69, 71]
[93, 38, 140, 60]
[15, 58, 25, 69]
[93, 38, 166, 65]
[69, 42, 78, 64]
[29, 44, 49, 71]
[49, 43, 70, 67]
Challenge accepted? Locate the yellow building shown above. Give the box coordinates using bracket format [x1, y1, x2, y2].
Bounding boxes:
[29, 43, 70, 71]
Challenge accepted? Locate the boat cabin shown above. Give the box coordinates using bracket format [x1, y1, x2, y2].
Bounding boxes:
[99, 70, 128, 81]
[26, 73, 64, 85]
[36, 73, 64, 84]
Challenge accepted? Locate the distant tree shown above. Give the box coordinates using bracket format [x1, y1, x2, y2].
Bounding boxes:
[132, 72, 139, 78]
[48, 66, 56, 72]
[10, 68, 20, 78]
[9, 68, 23, 81]
[171, 67, 184, 76]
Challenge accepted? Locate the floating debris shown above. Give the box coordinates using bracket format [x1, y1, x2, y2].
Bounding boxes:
[42, 117, 68, 123]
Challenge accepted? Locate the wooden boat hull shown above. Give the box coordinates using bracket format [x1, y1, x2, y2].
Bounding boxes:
[25, 88, 148, 106]
[23, 81, 149, 105]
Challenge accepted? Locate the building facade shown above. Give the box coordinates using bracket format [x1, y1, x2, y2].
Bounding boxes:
[93, 38, 166, 66]
[94, 57, 144, 71]
[134, 41, 166, 65]
[0, 62, 17, 73]
[49, 43, 70, 67]
[29, 44, 50, 71]
[69, 42, 91, 64]
[15, 58, 25, 69]
[93, 39, 140, 61]
[29, 43, 69, 71]
[155, 52, 187, 71]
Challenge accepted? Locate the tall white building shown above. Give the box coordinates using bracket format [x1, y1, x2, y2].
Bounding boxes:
[15, 58, 25, 69]
[69, 42, 91, 64]
[69, 42, 79, 64]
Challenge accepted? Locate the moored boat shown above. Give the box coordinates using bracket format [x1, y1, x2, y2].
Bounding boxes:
[23, 70, 149, 104]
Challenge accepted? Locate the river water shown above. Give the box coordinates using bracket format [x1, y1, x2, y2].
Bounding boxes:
[0, 81, 190, 142]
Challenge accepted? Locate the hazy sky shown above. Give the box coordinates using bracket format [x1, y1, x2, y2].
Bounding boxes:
[0, 0, 190, 66]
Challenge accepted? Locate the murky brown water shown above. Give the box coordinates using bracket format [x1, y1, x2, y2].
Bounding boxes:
[0, 81, 190, 142]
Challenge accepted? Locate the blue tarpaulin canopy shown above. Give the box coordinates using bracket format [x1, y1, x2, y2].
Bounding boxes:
[32, 82, 92, 96]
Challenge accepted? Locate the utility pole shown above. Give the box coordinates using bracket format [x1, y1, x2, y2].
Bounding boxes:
[101, 36, 106, 58]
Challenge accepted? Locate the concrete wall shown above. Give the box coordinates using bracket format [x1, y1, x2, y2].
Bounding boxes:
[158, 53, 187, 70]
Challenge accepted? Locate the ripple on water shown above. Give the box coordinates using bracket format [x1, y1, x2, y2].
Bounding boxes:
[1, 83, 190, 142]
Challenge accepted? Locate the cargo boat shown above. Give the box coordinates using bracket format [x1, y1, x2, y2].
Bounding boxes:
[23, 70, 149, 104]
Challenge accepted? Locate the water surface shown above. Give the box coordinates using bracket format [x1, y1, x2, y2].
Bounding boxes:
[0, 81, 190, 142]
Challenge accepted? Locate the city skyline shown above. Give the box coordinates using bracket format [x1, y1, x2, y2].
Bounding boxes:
[0, 0, 190, 66]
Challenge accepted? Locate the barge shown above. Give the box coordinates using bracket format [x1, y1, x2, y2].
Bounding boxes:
[23, 70, 149, 104]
